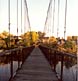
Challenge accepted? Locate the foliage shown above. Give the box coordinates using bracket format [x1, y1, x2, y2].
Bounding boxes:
[0, 30, 77, 54]
[64, 41, 73, 48]
[21, 31, 39, 46]
[42, 36, 77, 54]
[0, 31, 15, 49]
[64, 40, 77, 53]
[38, 31, 45, 39]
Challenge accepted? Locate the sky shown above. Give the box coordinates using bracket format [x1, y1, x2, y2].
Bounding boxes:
[0, 0, 78, 38]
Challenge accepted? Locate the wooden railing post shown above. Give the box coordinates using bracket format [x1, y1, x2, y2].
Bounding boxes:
[22, 48, 24, 64]
[17, 50, 20, 69]
[60, 54, 64, 81]
[39, 45, 77, 81]
[20, 48, 23, 66]
[49, 49, 51, 65]
[54, 51, 56, 72]
[10, 51, 13, 80]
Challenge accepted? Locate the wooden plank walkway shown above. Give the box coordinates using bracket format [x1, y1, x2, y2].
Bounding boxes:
[11, 47, 58, 81]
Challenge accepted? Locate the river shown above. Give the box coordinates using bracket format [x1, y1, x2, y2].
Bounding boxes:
[56, 62, 77, 81]
[0, 56, 77, 81]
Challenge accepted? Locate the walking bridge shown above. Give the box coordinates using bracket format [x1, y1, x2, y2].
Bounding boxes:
[11, 47, 58, 81]
[0, 45, 77, 81]
[0, 0, 77, 81]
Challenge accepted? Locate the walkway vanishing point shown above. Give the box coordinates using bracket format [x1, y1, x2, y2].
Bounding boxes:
[11, 47, 58, 81]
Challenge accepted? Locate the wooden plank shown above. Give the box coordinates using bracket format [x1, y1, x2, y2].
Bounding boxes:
[11, 47, 58, 81]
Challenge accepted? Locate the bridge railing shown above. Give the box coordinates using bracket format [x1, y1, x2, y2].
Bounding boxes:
[0, 46, 35, 81]
[39, 45, 77, 81]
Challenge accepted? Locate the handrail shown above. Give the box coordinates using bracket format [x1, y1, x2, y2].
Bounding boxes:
[0, 48, 20, 56]
[39, 45, 77, 81]
[40, 45, 77, 58]
[0, 46, 35, 81]
[0, 46, 34, 57]
[56, 51, 77, 58]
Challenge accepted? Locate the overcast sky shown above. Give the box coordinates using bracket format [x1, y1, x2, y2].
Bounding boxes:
[0, 0, 78, 38]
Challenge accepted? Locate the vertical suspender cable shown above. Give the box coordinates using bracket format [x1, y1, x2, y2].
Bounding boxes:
[17, 0, 18, 38]
[64, 0, 67, 39]
[24, 0, 26, 34]
[8, 0, 10, 48]
[24, 0, 31, 32]
[47, 0, 52, 34]
[24, 0, 27, 33]
[24, 0, 31, 41]
[26, 0, 31, 40]
[43, 0, 50, 34]
[57, 0, 60, 38]
[52, 0, 55, 36]
[21, 0, 22, 34]
[44, 0, 52, 36]
[49, 0, 52, 36]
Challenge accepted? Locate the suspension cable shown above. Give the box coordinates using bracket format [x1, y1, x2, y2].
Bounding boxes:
[49, 0, 52, 36]
[44, 0, 52, 35]
[44, 0, 51, 33]
[8, 0, 10, 48]
[64, 0, 67, 39]
[24, 0, 26, 34]
[57, 0, 60, 38]
[24, 0, 32, 41]
[21, 0, 22, 34]
[24, 0, 31, 33]
[52, 0, 55, 36]
[17, 0, 18, 38]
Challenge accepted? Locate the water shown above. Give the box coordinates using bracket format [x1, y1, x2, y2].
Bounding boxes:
[0, 54, 19, 81]
[0, 63, 10, 81]
[0, 56, 77, 81]
[63, 65, 77, 81]
[56, 62, 77, 81]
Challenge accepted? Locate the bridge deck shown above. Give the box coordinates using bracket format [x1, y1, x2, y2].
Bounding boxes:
[12, 47, 58, 81]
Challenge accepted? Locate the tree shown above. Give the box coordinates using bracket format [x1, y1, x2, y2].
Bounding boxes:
[64, 40, 76, 53]
[48, 36, 57, 48]
[38, 31, 45, 39]
[0, 31, 14, 49]
[21, 31, 39, 46]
